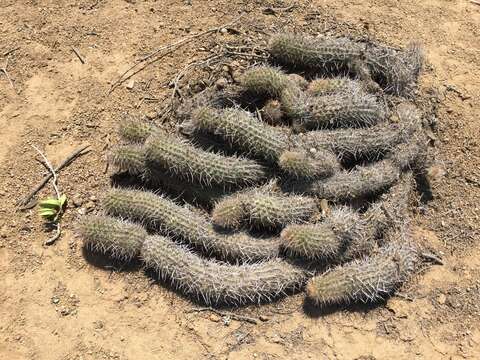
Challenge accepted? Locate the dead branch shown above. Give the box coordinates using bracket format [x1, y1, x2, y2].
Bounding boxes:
[32, 145, 60, 198]
[107, 17, 243, 95]
[44, 223, 62, 246]
[0, 57, 16, 93]
[186, 307, 259, 324]
[2, 47, 19, 57]
[18, 145, 91, 208]
[263, 4, 296, 15]
[420, 252, 444, 265]
[71, 46, 86, 64]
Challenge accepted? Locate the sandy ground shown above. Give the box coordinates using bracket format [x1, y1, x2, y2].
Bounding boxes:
[1, 1, 480, 359]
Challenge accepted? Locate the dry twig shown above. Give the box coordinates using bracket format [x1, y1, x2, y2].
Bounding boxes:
[421, 252, 444, 265]
[107, 17, 243, 95]
[18, 145, 91, 207]
[71, 46, 86, 64]
[0, 57, 16, 93]
[263, 4, 296, 15]
[186, 307, 259, 324]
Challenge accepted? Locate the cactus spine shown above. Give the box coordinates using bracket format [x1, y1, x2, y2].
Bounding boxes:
[296, 103, 422, 159]
[142, 235, 309, 305]
[269, 33, 364, 70]
[78, 215, 308, 305]
[306, 78, 364, 96]
[306, 241, 418, 306]
[186, 105, 340, 179]
[144, 131, 266, 186]
[103, 188, 280, 261]
[119, 118, 157, 143]
[212, 184, 317, 229]
[281, 174, 412, 260]
[293, 92, 386, 130]
[268, 33, 423, 96]
[77, 215, 147, 259]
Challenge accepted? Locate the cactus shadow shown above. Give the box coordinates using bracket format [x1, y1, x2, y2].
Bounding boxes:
[302, 297, 386, 318]
[415, 172, 433, 203]
[82, 247, 143, 273]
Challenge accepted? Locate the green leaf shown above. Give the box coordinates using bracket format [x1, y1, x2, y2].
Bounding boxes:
[38, 198, 62, 209]
[39, 208, 57, 218]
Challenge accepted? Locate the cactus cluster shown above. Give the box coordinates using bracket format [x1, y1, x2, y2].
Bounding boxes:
[269, 33, 423, 96]
[77, 32, 431, 308]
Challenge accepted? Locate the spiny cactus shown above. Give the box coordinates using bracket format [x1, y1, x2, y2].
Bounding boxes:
[185, 106, 340, 178]
[211, 190, 250, 229]
[269, 33, 423, 96]
[296, 103, 422, 159]
[279, 83, 310, 121]
[119, 118, 157, 143]
[81, 31, 430, 310]
[103, 188, 280, 261]
[249, 192, 316, 228]
[281, 175, 413, 261]
[176, 85, 258, 122]
[281, 207, 361, 260]
[142, 235, 309, 305]
[77, 215, 147, 260]
[144, 131, 266, 186]
[107, 146, 228, 205]
[240, 66, 294, 98]
[306, 240, 418, 306]
[293, 91, 386, 130]
[78, 215, 308, 305]
[108, 145, 147, 176]
[365, 42, 424, 95]
[288, 73, 309, 89]
[212, 183, 317, 229]
[187, 106, 289, 162]
[238, 66, 315, 126]
[278, 150, 340, 179]
[285, 159, 399, 201]
[286, 137, 424, 201]
[261, 99, 285, 125]
[269, 33, 364, 70]
[306, 78, 364, 96]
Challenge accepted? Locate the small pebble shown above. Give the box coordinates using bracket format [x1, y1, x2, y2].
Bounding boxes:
[126, 80, 135, 90]
[215, 78, 228, 89]
[85, 201, 95, 210]
[259, 315, 270, 322]
[209, 314, 221, 322]
[1, 225, 8, 238]
[72, 196, 83, 207]
[145, 111, 157, 120]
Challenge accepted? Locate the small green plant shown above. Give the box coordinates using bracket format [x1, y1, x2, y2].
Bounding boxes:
[38, 194, 67, 221]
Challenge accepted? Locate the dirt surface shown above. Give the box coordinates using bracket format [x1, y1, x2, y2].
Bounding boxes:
[1, 1, 480, 359]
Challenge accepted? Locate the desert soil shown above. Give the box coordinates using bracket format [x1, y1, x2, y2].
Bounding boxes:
[1, 1, 480, 359]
